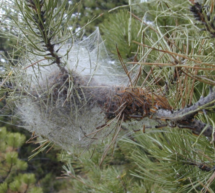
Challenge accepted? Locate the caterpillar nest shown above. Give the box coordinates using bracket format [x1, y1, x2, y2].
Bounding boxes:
[15, 27, 215, 150]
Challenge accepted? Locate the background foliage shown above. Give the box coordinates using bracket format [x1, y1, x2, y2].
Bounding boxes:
[69, 0, 128, 35]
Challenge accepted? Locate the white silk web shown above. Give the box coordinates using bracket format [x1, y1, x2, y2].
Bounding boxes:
[15, 28, 154, 150]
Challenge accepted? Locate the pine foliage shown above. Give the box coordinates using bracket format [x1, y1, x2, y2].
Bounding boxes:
[101, 10, 142, 60]
[68, 0, 128, 35]
[124, 129, 215, 192]
[0, 127, 43, 193]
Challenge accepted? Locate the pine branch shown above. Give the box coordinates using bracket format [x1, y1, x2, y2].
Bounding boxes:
[153, 89, 215, 139]
[190, 2, 215, 37]
[25, 0, 67, 73]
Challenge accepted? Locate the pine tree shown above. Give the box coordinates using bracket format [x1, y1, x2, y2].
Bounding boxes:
[2, 0, 215, 192]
